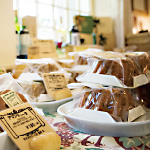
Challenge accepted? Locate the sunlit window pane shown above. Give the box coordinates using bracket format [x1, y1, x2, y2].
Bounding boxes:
[80, 12, 89, 16]
[80, 0, 90, 12]
[54, 0, 67, 8]
[54, 7, 68, 30]
[69, 10, 79, 28]
[37, 27, 54, 40]
[68, 0, 79, 10]
[38, 0, 52, 4]
[37, 3, 53, 28]
[18, 0, 36, 17]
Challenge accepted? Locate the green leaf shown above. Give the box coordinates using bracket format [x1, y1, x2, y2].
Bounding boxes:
[119, 137, 142, 148]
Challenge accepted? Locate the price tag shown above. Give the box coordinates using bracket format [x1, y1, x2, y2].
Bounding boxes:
[0, 102, 54, 150]
[42, 73, 68, 97]
[0, 68, 6, 75]
[0, 90, 23, 107]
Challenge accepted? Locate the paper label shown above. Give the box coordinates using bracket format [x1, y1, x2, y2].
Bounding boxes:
[0, 102, 54, 150]
[77, 73, 149, 88]
[0, 68, 6, 75]
[33, 39, 58, 59]
[42, 73, 68, 97]
[0, 91, 23, 107]
[128, 105, 146, 122]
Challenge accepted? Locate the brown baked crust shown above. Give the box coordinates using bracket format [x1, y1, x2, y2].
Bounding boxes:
[78, 88, 136, 122]
[0, 90, 27, 111]
[126, 53, 150, 74]
[76, 56, 88, 65]
[132, 83, 150, 108]
[92, 58, 140, 86]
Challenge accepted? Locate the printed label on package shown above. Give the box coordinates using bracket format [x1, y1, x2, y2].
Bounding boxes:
[0, 91, 23, 107]
[0, 68, 6, 75]
[42, 73, 67, 97]
[0, 102, 54, 150]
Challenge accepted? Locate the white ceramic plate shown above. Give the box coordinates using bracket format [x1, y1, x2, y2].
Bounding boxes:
[31, 97, 73, 113]
[0, 132, 17, 150]
[57, 101, 150, 137]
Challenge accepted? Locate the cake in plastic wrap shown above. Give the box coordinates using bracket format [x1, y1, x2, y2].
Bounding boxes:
[78, 88, 136, 122]
[80, 55, 145, 87]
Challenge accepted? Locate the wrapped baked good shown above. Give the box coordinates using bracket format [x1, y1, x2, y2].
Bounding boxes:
[77, 55, 146, 87]
[0, 90, 27, 111]
[12, 58, 62, 79]
[75, 55, 88, 65]
[78, 88, 136, 122]
[131, 83, 150, 108]
[126, 52, 150, 74]
[18, 81, 47, 101]
[57, 59, 74, 68]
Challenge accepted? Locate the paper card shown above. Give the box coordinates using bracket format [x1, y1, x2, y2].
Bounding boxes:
[77, 73, 124, 87]
[128, 105, 146, 122]
[42, 73, 68, 97]
[67, 108, 115, 123]
[71, 65, 89, 73]
[0, 91, 24, 107]
[33, 39, 58, 59]
[67, 82, 103, 89]
[17, 73, 42, 83]
[0, 68, 6, 75]
[0, 102, 54, 150]
[77, 73, 149, 88]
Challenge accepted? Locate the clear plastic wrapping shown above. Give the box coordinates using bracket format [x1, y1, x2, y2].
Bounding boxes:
[18, 81, 47, 102]
[77, 87, 136, 122]
[126, 52, 150, 74]
[12, 58, 62, 79]
[131, 83, 150, 108]
[88, 57, 141, 87]
[75, 55, 88, 65]
[0, 74, 32, 110]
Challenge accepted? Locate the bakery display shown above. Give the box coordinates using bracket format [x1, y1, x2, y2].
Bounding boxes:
[29, 132, 61, 150]
[12, 59, 61, 79]
[78, 88, 136, 122]
[90, 57, 141, 86]
[0, 90, 27, 111]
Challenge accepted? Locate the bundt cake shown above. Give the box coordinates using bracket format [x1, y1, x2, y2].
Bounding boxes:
[78, 88, 136, 122]
[126, 52, 150, 74]
[91, 58, 141, 86]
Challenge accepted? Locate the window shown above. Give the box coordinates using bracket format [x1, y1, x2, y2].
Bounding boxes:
[13, 0, 92, 42]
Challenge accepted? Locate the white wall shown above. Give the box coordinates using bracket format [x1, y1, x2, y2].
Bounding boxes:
[0, 0, 16, 68]
[94, 0, 126, 48]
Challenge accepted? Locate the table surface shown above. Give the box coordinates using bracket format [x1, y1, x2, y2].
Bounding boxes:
[44, 112, 150, 150]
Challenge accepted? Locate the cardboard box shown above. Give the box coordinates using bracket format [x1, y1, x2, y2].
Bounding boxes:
[96, 33, 116, 50]
[95, 17, 113, 34]
[80, 33, 93, 45]
[22, 16, 37, 38]
[32, 39, 58, 59]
